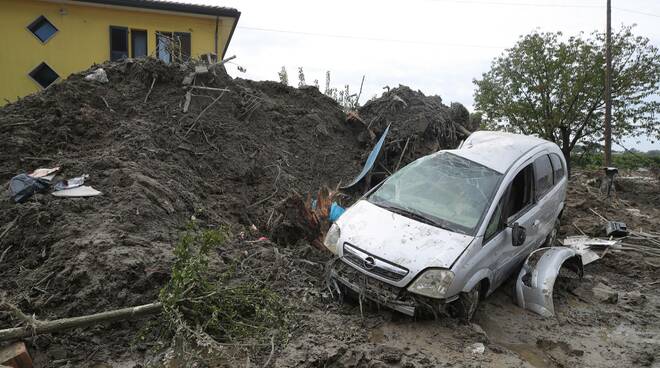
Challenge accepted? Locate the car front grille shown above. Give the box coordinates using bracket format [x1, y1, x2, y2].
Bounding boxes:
[333, 260, 405, 302]
[342, 243, 409, 281]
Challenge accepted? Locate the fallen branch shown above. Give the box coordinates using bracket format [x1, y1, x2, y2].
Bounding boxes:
[0, 302, 162, 342]
[0, 244, 13, 265]
[189, 86, 230, 92]
[394, 137, 410, 172]
[184, 91, 226, 138]
[0, 216, 17, 242]
[452, 121, 471, 136]
[101, 96, 115, 112]
[0, 300, 38, 327]
[589, 208, 609, 222]
[144, 77, 157, 104]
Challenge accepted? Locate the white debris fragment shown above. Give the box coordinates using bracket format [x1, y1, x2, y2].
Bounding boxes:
[182, 72, 195, 86]
[52, 185, 102, 197]
[467, 342, 485, 355]
[84, 68, 108, 83]
[194, 65, 209, 75]
[562, 236, 620, 265]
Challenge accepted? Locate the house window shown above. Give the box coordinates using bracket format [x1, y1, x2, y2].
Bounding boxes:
[156, 31, 191, 63]
[156, 31, 173, 63]
[27, 15, 58, 43]
[174, 32, 191, 61]
[29, 62, 59, 88]
[110, 26, 129, 61]
[131, 29, 148, 58]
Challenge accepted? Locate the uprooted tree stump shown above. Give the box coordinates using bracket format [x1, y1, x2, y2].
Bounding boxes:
[269, 187, 338, 250]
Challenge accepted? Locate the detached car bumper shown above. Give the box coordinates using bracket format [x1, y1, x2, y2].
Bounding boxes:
[329, 260, 452, 317]
[516, 247, 583, 317]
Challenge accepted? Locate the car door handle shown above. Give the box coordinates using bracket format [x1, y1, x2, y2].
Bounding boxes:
[533, 219, 541, 228]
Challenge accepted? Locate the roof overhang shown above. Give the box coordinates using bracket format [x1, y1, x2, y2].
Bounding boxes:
[70, 0, 240, 18]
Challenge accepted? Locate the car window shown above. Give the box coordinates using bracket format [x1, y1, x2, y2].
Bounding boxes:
[484, 199, 504, 241]
[368, 152, 502, 235]
[505, 164, 534, 221]
[549, 153, 565, 183]
[534, 155, 553, 200]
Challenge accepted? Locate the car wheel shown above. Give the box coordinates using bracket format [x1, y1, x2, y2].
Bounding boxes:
[544, 218, 560, 247]
[456, 284, 480, 323]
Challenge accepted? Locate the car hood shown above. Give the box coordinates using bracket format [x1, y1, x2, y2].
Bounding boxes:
[335, 200, 475, 285]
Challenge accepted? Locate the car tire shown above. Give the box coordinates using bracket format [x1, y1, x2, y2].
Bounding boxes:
[455, 284, 480, 323]
[544, 218, 560, 247]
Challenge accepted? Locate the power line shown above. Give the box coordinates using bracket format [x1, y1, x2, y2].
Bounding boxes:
[425, 0, 660, 17]
[614, 7, 660, 18]
[424, 0, 601, 9]
[237, 26, 508, 49]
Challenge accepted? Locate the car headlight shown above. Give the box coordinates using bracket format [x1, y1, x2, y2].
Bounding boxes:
[323, 223, 341, 254]
[407, 269, 455, 299]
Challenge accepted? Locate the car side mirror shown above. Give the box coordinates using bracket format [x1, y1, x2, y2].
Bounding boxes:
[510, 222, 526, 247]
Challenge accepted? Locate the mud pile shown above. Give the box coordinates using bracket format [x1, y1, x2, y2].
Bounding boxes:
[0, 60, 466, 335]
[356, 86, 476, 172]
[0, 58, 368, 322]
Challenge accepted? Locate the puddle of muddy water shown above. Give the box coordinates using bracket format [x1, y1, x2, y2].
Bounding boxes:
[496, 342, 554, 368]
[477, 313, 555, 368]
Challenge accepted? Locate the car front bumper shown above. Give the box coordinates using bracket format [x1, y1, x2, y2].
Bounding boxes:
[329, 259, 454, 317]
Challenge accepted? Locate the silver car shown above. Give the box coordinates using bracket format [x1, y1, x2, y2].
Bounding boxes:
[324, 131, 568, 321]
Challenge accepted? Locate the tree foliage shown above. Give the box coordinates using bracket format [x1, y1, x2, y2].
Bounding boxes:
[474, 26, 660, 170]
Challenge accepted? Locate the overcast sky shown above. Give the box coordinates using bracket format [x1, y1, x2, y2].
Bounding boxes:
[183, 0, 659, 150]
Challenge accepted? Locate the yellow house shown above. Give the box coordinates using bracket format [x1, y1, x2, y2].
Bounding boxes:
[0, 0, 241, 105]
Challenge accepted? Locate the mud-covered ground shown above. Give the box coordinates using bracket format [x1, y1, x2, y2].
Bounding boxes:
[272, 170, 660, 368]
[0, 58, 658, 367]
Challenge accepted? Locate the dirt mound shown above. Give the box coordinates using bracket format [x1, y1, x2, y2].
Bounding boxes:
[0, 58, 366, 321]
[0, 59, 478, 366]
[356, 86, 475, 172]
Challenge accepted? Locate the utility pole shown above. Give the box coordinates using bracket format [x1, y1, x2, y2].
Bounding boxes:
[604, 0, 612, 166]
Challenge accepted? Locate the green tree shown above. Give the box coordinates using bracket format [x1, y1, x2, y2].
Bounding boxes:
[474, 26, 660, 172]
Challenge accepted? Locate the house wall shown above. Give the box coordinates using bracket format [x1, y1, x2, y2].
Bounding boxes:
[0, 0, 236, 104]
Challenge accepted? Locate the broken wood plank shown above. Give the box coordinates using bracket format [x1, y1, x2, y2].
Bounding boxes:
[183, 90, 192, 113]
[0, 342, 32, 368]
[0, 303, 162, 342]
[188, 86, 230, 92]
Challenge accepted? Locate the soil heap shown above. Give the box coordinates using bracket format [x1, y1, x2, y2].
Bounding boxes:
[0, 58, 365, 320]
[357, 86, 475, 172]
[0, 59, 469, 321]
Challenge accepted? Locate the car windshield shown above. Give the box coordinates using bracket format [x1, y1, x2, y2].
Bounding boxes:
[368, 152, 502, 234]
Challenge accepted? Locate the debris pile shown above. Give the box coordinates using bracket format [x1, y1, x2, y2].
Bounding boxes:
[0, 58, 369, 321]
[356, 86, 476, 173]
[0, 58, 472, 365]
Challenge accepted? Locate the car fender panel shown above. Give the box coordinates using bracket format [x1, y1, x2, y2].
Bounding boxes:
[462, 269, 492, 295]
[516, 247, 583, 317]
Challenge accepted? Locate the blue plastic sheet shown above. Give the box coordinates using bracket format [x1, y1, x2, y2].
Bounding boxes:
[311, 200, 346, 222]
[329, 202, 345, 222]
[342, 124, 391, 189]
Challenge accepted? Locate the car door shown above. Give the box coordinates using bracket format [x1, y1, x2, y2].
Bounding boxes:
[532, 154, 558, 241]
[487, 162, 543, 289]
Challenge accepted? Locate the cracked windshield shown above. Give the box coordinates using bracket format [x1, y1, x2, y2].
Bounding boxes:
[369, 152, 502, 234]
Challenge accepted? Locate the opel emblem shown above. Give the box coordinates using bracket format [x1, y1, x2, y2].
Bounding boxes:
[363, 256, 376, 270]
